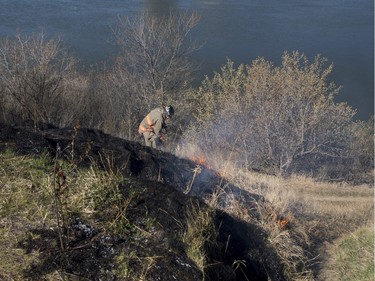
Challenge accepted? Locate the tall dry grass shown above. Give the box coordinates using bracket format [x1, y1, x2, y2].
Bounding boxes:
[240, 170, 373, 279]
[182, 147, 374, 280]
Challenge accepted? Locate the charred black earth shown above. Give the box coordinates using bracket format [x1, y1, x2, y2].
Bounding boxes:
[0, 122, 287, 281]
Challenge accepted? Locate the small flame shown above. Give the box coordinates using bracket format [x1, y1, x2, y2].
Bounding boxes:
[277, 214, 292, 229]
[189, 154, 222, 177]
[191, 155, 208, 166]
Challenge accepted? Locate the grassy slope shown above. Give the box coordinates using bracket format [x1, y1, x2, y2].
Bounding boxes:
[0, 149, 373, 280]
[0, 150, 205, 280]
[322, 225, 374, 280]
[231, 170, 374, 281]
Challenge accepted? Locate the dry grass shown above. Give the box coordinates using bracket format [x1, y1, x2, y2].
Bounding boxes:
[183, 201, 218, 277]
[176, 143, 374, 280]
[0, 151, 54, 279]
[2, 146, 373, 280]
[0, 150, 136, 279]
[229, 169, 374, 280]
[178, 144, 316, 279]
[247, 172, 373, 236]
[221, 189, 314, 280]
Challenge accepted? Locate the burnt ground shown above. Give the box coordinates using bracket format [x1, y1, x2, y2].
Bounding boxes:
[0, 122, 287, 281]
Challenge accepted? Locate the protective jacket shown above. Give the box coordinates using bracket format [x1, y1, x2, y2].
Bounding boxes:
[138, 107, 167, 148]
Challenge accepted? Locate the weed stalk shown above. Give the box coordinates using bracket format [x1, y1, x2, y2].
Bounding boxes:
[52, 144, 69, 251]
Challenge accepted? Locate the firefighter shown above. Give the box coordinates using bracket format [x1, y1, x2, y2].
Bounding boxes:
[138, 105, 174, 149]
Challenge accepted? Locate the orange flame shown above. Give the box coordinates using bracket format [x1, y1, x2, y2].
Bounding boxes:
[189, 155, 222, 177]
[191, 155, 208, 166]
[277, 214, 292, 229]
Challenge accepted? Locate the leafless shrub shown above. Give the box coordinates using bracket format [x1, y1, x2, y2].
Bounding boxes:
[85, 12, 201, 140]
[92, 11, 200, 142]
[89, 64, 143, 139]
[113, 11, 200, 106]
[185, 52, 367, 178]
[0, 31, 80, 126]
[57, 72, 91, 128]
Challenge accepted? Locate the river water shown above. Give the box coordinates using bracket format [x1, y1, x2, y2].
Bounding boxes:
[0, 0, 373, 119]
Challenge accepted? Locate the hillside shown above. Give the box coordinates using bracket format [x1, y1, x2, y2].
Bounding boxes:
[1, 122, 373, 281]
[0, 122, 288, 281]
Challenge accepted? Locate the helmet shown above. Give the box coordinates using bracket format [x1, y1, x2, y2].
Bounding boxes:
[165, 105, 174, 117]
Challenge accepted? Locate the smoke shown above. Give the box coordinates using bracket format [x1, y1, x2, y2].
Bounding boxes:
[175, 113, 262, 177]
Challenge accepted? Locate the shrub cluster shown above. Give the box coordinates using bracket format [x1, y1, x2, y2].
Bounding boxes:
[185, 55, 373, 179]
[0, 12, 372, 181]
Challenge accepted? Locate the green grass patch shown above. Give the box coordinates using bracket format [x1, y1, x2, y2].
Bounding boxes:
[0, 149, 133, 278]
[323, 225, 374, 281]
[183, 201, 218, 272]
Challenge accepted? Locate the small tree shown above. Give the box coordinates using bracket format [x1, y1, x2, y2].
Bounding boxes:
[245, 52, 356, 174]
[188, 52, 358, 176]
[347, 117, 374, 174]
[0, 32, 79, 126]
[92, 63, 144, 140]
[90, 11, 201, 141]
[193, 60, 247, 123]
[113, 11, 200, 107]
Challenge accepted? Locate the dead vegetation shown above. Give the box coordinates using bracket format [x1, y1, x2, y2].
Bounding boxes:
[177, 145, 374, 280]
[0, 14, 373, 280]
[227, 170, 374, 281]
[0, 122, 373, 280]
[0, 123, 275, 280]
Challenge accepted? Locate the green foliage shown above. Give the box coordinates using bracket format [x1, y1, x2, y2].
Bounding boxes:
[0, 151, 56, 278]
[114, 250, 138, 279]
[81, 163, 137, 235]
[193, 60, 247, 123]
[323, 226, 374, 281]
[0, 150, 52, 218]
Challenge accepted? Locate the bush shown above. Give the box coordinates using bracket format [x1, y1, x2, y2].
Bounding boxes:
[185, 52, 367, 178]
[0, 32, 87, 127]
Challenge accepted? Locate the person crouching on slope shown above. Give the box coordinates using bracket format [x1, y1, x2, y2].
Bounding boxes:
[138, 105, 174, 149]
